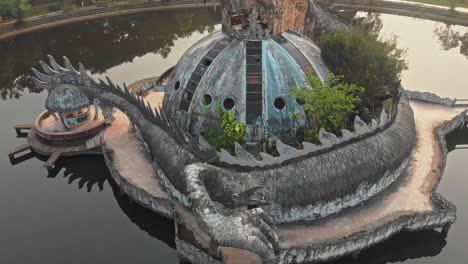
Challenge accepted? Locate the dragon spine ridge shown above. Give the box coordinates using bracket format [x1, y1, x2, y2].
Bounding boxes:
[30, 55, 215, 161]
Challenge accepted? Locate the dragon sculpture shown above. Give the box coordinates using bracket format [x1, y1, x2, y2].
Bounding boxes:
[29, 54, 416, 263]
[24, 1, 418, 263]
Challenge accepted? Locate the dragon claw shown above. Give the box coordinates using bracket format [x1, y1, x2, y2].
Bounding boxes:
[206, 208, 278, 263]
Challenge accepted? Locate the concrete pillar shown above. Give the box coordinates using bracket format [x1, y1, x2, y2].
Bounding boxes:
[60, 113, 71, 130]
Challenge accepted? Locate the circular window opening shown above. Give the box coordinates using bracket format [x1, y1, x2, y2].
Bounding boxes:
[201, 93, 213, 107]
[174, 81, 180, 91]
[274, 97, 286, 110]
[296, 98, 305, 106]
[222, 97, 236, 111]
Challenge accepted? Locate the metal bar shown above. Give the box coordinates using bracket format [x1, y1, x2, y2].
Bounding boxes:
[14, 123, 34, 137]
[44, 151, 62, 171]
[8, 143, 31, 158]
[14, 124, 33, 129]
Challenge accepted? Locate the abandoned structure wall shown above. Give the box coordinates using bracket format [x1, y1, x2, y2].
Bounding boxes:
[221, 0, 309, 38]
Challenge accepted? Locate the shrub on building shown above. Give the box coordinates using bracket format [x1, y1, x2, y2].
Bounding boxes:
[321, 28, 407, 117]
[290, 74, 364, 142]
[204, 111, 246, 153]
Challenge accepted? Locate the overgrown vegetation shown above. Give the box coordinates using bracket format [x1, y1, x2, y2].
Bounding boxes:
[321, 27, 407, 117]
[204, 111, 246, 153]
[0, 0, 32, 25]
[290, 74, 364, 142]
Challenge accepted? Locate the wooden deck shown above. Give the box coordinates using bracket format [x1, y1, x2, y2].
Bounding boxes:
[8, 143, 31, 159]
[454, 99, 468, 107]
[14, 123, 33, 138]
[44, 151, 62, 171]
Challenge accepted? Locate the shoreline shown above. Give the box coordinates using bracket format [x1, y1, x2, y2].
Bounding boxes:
[2, 0, 468, 41]
[0, 1, 219, 41]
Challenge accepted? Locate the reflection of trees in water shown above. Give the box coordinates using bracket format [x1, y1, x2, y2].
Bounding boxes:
[0, 7, 220, 100]
[44, 154, 176, 249]
[357, 13, 468, 60]
[434, 24, 468, 59]
[44, 154, 451, 264]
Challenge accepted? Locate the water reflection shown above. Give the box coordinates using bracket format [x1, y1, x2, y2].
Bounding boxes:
[0, 7, 220, 100]
[358, 12, 468, 60]
[330, 230, 448, 264]
[1, 7, 468, 264]
[434, 24, 468, 59]
[32, 152, 452, 263]
[359, 12, 468, 98]
[43, 155, 176, 249]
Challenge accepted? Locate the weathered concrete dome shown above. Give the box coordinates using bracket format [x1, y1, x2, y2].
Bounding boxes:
[163, 30, 328, 141]
[46, 84, 91, 113]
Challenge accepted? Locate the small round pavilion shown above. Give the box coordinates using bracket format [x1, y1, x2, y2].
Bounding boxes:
[34, 84, 106, 141]
[45, 84, 94, 129]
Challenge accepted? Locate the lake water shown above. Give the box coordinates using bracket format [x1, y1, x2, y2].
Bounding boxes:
[0, 8, 466, 264]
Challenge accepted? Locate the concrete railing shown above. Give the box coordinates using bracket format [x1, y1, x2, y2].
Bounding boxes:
[454, 99, 468, 107]
[277, 108, 465, 264]
[326, 0, 468, 26]
[0, 0, 220, 36]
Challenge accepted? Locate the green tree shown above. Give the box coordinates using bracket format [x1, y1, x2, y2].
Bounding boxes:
[449, 0, 466, 12]
[0, 0, 32, 24]
[290, 74, 364, 140]
[321, 28, 407, 114]
[204, 111, 246, 152]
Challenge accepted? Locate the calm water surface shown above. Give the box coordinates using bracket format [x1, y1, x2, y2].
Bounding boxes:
[0, 9, 467, 264]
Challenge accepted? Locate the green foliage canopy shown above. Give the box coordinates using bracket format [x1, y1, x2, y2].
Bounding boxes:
[449, 0, 466, 12]
[290, 74, 364, 139]
[205, 111, 246, 152]
[321, 28, 407, 111]
[0, 0, 32, 22]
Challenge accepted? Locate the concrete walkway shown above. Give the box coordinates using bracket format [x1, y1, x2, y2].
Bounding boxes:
[277, 102, 467, 247]
[99, 86, 467, 263]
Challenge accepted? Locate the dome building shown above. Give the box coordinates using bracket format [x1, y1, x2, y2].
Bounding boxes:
[45, 84, 94, 129]
[163, 0, 328, 141]
[34, 83, 106, 142]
